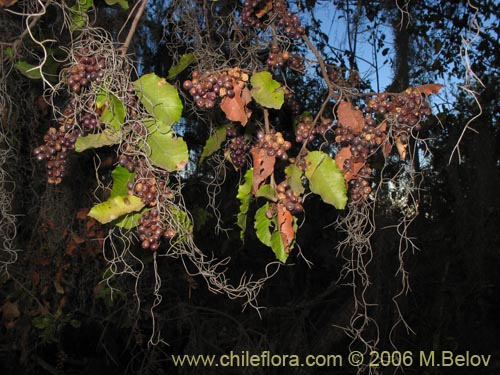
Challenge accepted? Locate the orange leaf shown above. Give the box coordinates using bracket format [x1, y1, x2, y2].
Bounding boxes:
[335, 147, 364, 182]
[277, 204, 295, 254]
[1, 301, 20, 329]
[383, 140, 393, 158]
[76, 208, 89, 220]
[0, 0, 19, 7]
[65, 242, 77, 256]
[395, 137, 407, 159]
[256, 0, 272, 18]
[220, 84, 252, 125]
[71, 234, 86, 245]
[335, 147, 351, 172]
[337, 101, 365, 133]
[416, 83, 444, 96]
[251, 146, 275, 194]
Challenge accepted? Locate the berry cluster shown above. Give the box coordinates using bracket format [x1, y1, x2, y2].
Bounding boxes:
[228, 136, 250, 168]
[273, 0, 305, 39]
[348, 166, 373, 202]
[241, 0, 266, 28]
[137, 209, 175, 251]
[276, 181, 303, 213]
[66, 48, 106, 93]
[365, 88, 431, 141]
[295, 114, 314, 143]
[182, 68, 249, 109]
[267, 46, 305, 73]
[284, 90, 301, 116]
[80, 111, 101, 133]
[256, 130, 292, 160]
[335, 122, 384, 162]
[128, 176, 157, 207]
[295, 115, 333, 143]
[118, 153, 137, 173]
[33, 126, 79, 184]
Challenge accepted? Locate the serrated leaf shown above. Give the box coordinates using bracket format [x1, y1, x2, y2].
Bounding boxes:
[167, 53, 196, 80]
[97, 91, 126, 130]
[199, 124, 229, 163]
[305, 151, 347, 209]
[256, 184, 277, 201]
[237, 168, 253, 240]
[110, 165, 135, 198]
[255, 202, 272, 247]
[220, 84, 252, 125]
[75, 129, 120, 152]
[133, 73, 183, 127]
[144, 129, 189, 172]
[271, 231, 288, 263]
[277, 203, 295, 255]
[285, 164, 305, 195]
[88, 195, 144, 224]
[250, 71, 284, 109]
[104, 0, 128, 9]
[251, 146, 275, 194]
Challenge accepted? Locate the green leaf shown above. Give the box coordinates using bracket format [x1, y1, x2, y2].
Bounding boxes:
[254, 203, 272, 247]
[271, 231, 288, 263]
[110, 165, 135, 198]
[167, 53, 196, 80]
[256, 184, 277, 201]
[70, 0, 93, 30]
[97, 91, 126, 130]
[144, 128, 189, 172]
[75, 129, 120, 152]
[113, 210, 145, 230]
[199, 124, 229, 164]
[14, 61, 42, 79]
[88, 195, 145, 224]
[250, 71, 284, 109]
[104, 0, 129, 9]
[133, 73, 183, 127]
[169, 206, 193, 240]
[305, 151, 347, 209]
[236, 168, 253, 240]
[285, 164, 305, 195]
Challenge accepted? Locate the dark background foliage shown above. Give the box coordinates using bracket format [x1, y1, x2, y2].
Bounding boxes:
[1, 1, 499, 374]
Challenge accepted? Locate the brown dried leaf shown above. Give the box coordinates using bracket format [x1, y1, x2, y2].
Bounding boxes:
[337, 101, 365, 133]
[0, 0, 19, 7]
[220, 84, 252, 126]
[395, 137, 407, 159]
[76, 208, 89, 220]
[251, 146, 276, 194]
[416, 83, 444, 96]
[383, 140, 393, 158]
[335, 147, 351, 172]
[277, 204, 295, 254]
[1, 301, 20, 329]
[256, 0, 272, 18]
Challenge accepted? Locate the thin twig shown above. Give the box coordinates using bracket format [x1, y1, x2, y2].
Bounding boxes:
[120, 0, 149, 56]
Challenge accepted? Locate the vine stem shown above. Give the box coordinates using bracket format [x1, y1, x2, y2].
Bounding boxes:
[120, 0, 149, 56]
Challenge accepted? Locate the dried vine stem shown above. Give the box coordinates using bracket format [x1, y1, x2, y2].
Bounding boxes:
[120, 0, 149, 56]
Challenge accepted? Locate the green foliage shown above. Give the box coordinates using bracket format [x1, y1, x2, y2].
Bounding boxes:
[70, 0, 94, 30]
[144, 127, 189, 172]
[104, 0, 129, 9]
[32, 309, 81, 344]
[254, 203, 272, 247]
[305, 151, 347, 209]
[133, 73, 183, 127]
[167, 53, 196, 80]
[199, 124, 229, 163]
[74, 129, 120, 152]
[254, 202, 295, 263]
[88, 195, 145, 224]
[285, 164, 305, 195]
[237, 168, 253, 240]
[250, 71, 284, 109]
[110, 166, 135, 198]
[96, 90, 126, 130]
[256, 184, 277, 201]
